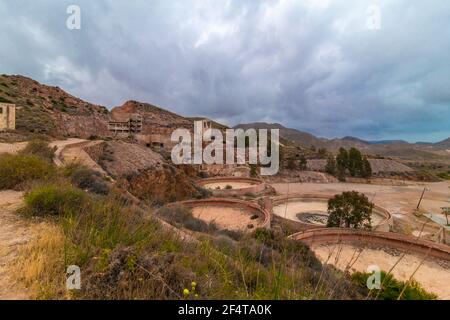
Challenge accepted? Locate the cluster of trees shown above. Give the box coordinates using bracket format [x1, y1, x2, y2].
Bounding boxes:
[325, 147, 372, 181]
[286, 155, 307, 171]
[310, 145, 328, 159]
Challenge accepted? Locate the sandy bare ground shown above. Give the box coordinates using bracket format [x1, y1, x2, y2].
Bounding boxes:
[273, 199, 385, 226]
[191, 205, 262, 231]
[0, 142, 27, 155]
[204, 181, 255, 190]
[313, 244, 450, 299]
[271, 181, 450, 236]
[0, 191, 39, 299]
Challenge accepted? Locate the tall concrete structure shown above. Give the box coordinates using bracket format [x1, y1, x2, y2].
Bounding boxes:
[0, 103, 15, 130]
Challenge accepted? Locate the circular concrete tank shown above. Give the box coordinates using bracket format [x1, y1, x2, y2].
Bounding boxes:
[197, 177, 266, 196]
[178, 198, 271, 232]
[290, 228, 450, 299]
[272, 194, 393, 232]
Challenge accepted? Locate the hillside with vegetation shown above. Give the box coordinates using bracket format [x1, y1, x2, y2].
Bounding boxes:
[0, 140, 372, 300]
[0, 74, 110, 138]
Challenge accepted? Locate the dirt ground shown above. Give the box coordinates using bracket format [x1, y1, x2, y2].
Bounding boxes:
[313, 243, 450, 299]
[191, 205, 263, 232]
[204, 181, 255, 190]
[0, 191, 41, 299]
[271, 181, 450, 237]
[0, 141, 27, 154]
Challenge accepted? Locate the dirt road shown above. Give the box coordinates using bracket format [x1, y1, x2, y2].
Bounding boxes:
[0, 138, 107, 175]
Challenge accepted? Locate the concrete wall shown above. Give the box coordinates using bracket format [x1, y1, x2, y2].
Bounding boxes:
[0, 103, 15, 130]
[290, 228, 450, 261]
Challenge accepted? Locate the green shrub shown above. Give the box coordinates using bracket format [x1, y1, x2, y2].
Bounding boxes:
[351, 271, 437, 300]
[20, 139, 55, 163]
[69, 167, 110, 195]
[193, 185, 212, 199]
[23, 184, 88, 217]
[0, 154, 55, 189]
[437, 171, 450, 180]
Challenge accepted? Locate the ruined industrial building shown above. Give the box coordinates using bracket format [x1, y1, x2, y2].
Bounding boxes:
[0, 103, 15, 131]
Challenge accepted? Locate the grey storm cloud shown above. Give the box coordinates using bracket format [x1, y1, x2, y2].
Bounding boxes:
[0, 0, 449, 142]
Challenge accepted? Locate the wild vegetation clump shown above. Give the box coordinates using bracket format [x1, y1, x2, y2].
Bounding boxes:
[20, 139, 56, 163]
[21, 184, 88, 217]
[0, 154, 55, 190]
[64, 163, 110, 195]
[436, 171, 450, 180]
[352, 271, 437, 300]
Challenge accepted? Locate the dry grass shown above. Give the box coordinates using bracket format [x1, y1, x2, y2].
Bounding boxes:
[12, 223, 68, 299]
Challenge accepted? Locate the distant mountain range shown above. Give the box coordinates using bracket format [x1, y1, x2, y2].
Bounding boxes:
[234, 122, 450, 160]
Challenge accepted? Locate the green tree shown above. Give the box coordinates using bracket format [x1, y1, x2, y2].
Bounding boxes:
[348, 147, 363, 177]
[361, 156, 372, 178]
[326, 191, 374, 229]
[325, 156, 336, 175]
[336, 148, 348, 180]
[286, 158, 296, 170]
[249, 164, 258, 177]
[336, 148, 348, 169]
[318, 148, 328, 159]
[299, 155, 307, 171]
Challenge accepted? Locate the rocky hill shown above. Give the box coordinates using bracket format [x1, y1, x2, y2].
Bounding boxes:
[111, 100, 192, 129]
[434, 137, 450, 150]
[234, 122, 324, 147]
[0, 74, 110, 138]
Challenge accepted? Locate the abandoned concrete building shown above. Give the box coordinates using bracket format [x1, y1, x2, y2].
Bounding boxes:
[108, 113, 143, 135]
[0, 103, 16, 131]
[108, 115, 218, 150]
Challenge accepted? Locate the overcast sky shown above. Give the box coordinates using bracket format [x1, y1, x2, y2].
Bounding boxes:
[1, 0, 449, 142]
